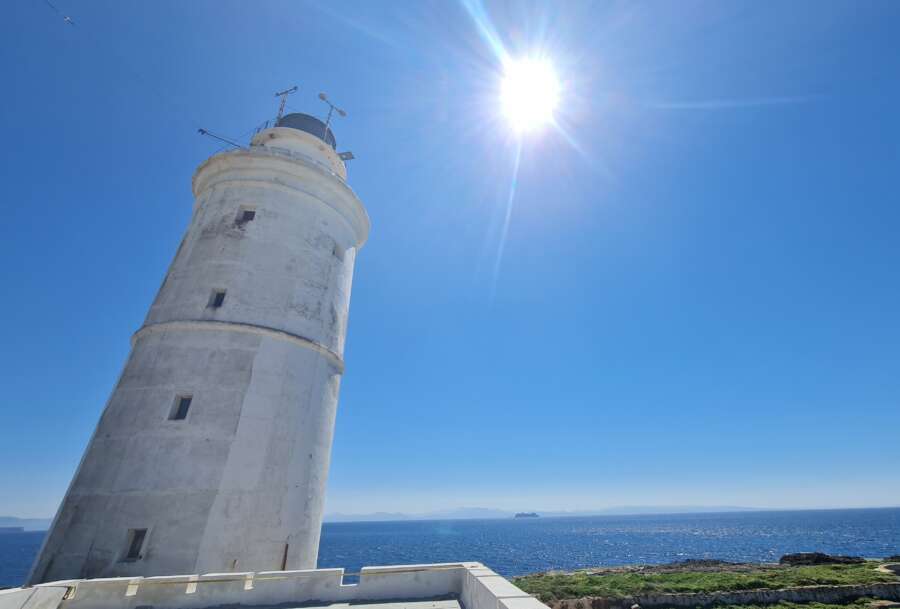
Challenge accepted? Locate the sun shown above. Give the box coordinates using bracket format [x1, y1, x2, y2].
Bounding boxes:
[500, 57, 560, 133]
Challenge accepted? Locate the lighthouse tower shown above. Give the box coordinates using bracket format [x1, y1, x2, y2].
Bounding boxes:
[28, 113, 369, 584]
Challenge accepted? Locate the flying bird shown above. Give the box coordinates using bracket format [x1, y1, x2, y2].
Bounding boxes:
[43, 0, 75, 26]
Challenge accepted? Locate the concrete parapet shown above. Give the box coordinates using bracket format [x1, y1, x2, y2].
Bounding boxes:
[2, 563, 542, 609]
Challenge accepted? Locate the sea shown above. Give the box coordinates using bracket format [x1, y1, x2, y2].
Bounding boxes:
[2, 508, 899, 589]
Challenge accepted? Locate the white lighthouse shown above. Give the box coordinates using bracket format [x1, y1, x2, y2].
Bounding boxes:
[28, 112, 369, 584]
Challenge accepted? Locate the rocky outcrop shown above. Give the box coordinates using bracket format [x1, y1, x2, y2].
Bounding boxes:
[549, 583, 900, 609]
[779, 552, 865, 566]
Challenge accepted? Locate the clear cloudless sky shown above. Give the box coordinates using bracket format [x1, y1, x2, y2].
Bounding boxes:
[2, 0, 900, 518]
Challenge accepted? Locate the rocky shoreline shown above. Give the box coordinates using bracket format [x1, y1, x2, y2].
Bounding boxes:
[549, 582, 900, 609]
[515, 554, 900, 609]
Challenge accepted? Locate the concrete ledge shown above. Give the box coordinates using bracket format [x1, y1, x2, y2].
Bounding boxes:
[2, 563, 539, 609]
[0, 586, 71, 609]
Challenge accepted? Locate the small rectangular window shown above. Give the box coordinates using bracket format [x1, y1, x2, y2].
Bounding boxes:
[170, 395, 192, 421]
[236, 208, 256, 224]
[124, 528, 147, 561]
[209, 289, 226, 308]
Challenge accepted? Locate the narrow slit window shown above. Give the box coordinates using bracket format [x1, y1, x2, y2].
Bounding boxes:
[236, 208, 256, 224]
[170, 395, 192, 421]
[209, 289, 226, 308]
[124, 528, 147, 561]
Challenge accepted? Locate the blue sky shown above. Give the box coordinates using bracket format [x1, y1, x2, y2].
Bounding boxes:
[2, 0, 900, 517]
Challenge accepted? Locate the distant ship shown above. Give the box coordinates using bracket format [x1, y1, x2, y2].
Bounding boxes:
[514, 512, 540, 518]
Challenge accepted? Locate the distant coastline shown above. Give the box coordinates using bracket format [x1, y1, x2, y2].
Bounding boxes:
[7, 506, 899, 527]
[323, 505, 773, 523]
[0, 517, 51, 532]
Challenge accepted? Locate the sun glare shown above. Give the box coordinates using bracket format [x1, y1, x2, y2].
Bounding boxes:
[500, 57, 560, 133]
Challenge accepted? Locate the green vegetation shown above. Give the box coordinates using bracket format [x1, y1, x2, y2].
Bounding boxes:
[513, 563, 898, 603]
[712, 600, 876, 609]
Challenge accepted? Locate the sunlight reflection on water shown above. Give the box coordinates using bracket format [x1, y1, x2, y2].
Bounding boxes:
[2, 508, 898, 588]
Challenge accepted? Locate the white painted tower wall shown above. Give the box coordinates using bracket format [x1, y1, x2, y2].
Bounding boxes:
[28, 121, 369, 584]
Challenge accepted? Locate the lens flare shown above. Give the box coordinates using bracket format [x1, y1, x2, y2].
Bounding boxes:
[500, 57, 560, 133]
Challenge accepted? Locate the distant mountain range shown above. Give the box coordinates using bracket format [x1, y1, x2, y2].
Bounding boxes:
[323, 505, 769, 523]
[0, 516, 52, 531]
[325, 507, 512, 522]
[6, 506, 878, 527]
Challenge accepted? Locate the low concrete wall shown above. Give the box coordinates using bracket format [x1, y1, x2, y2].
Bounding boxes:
[1, 563, 547, 609]
[0, 586, 69, 609]
[551, 582, 900, 609]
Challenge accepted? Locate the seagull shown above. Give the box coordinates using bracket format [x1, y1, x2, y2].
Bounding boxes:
[43, 0, 75, 26]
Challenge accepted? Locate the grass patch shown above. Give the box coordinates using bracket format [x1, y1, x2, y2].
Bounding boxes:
[709, 600, 877, 609]
[514, 563, 898, 603]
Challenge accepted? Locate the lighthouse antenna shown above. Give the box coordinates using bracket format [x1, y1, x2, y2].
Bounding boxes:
[275, 85, 299, 122]
[197, 128, 245, 150]
[318, 92, 347, 140]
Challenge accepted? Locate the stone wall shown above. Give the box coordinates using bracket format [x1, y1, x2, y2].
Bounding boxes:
[551, 582, 900, 609]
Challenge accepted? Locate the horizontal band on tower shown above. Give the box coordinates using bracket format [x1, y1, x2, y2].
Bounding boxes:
[132, 320, 345, 373]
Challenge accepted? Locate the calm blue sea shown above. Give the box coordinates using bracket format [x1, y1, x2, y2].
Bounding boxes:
[3, 508, 899, 588]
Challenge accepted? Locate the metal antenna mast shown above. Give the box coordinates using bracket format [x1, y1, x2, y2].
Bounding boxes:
[318, 92, 347, 139]
[197, 128, 244, 149]
[275, 85, 299, 122]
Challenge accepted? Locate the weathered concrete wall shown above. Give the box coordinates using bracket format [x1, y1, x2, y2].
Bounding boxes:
[0, 586, 69, 609]
[550, 582, 900, 609]
[3, 563, 547, 609]
[28, 126, 369, 584]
